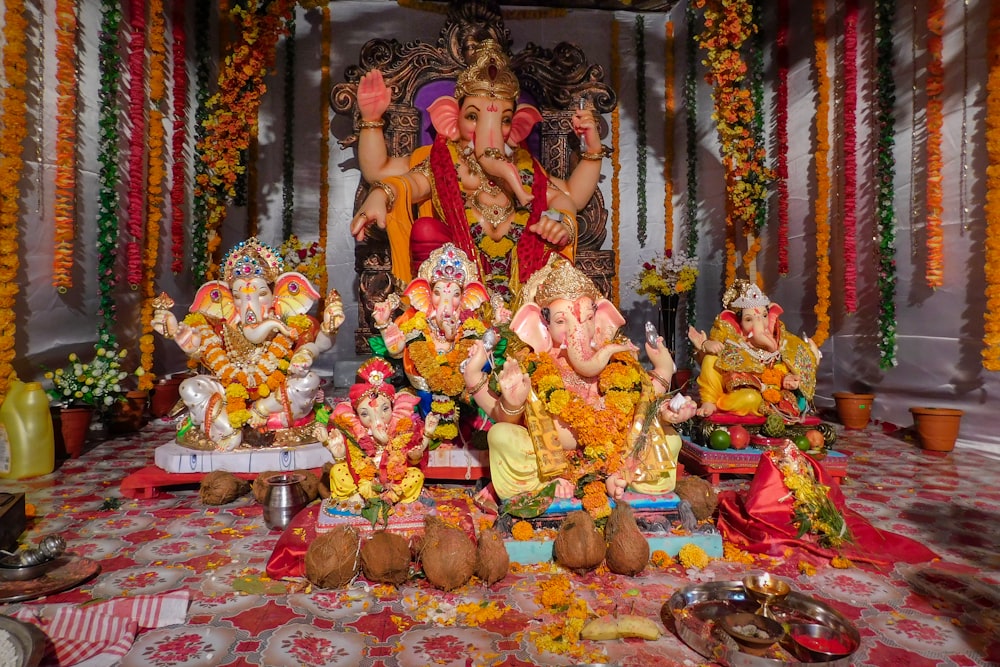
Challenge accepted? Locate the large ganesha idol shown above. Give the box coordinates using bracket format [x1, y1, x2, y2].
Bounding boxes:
[372, 243, 504, 448]
[688, 279, 821, 419]
[463, 256, 697, 518]
[152, 238, 344, 451]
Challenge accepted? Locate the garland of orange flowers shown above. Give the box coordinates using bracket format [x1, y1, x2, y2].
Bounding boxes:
[52, 0, 78, 292]
[811, 0, 832, 347]
[610, 19, 622, 306]
[125, 0, 147, 288]
[198, 0, 295, 277]
[925, 0, 945, 289]
[983, 0, 1000, 370]
[0, 0, 28, 399]
[842, 0, 858, 312]
[170, 0, 187, 274]
[334, 415, 422, 492]
[401, 313, 485, 397]
[317, 6, 332, 299]
[663, 20, 675, 254]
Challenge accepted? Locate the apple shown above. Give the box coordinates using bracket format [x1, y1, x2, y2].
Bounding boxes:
[728, 424, 750, 450]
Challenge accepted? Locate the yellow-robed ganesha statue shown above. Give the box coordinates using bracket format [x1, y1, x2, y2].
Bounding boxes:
[151, 238, 344, 451]
[461, 257, 697, 515]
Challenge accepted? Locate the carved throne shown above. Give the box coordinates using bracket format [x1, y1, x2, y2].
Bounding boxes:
[332, 0, 618, 353]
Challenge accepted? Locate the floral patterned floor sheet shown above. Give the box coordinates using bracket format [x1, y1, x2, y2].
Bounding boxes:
[2, 418, 999, 667]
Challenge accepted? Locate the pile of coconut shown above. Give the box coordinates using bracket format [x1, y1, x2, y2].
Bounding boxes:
[554, 502, 651, 576]
[304, 516, 510, 590]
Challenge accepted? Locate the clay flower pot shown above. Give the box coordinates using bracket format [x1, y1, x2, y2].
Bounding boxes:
[58, 406, 94, 458]
[910, 407, 964, 452]
[150, 375, 185, 418]
[832, 392, 875, 430]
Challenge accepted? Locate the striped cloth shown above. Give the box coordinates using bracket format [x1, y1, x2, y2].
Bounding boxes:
[16, 590, 189, 666]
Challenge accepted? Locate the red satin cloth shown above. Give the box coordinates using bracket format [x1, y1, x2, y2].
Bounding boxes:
[717, 450, 937, 567]
[266, 503, 321, 580]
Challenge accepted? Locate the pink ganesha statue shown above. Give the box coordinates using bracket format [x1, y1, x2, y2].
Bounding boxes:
[462, 256, 698, 518]
[151, 238, 344, 451]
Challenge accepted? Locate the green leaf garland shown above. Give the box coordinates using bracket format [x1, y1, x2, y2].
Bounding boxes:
[684, 3, 700, 345]
[635, 15, 648, 248]
[282, 14, 296, 240]
[191, 0, 211, 283]
[874, 0, 898, 368]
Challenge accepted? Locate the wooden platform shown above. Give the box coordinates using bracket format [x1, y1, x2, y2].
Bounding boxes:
[679, 439, 849, 485]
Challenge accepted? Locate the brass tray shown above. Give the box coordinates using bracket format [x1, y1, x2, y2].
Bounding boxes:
[663, 580, 860, 667]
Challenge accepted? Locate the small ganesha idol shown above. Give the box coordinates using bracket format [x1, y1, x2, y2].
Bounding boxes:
[152, 237, 344, 451]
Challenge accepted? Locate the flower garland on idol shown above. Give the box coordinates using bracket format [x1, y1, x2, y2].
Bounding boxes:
[776, 0, 790, 275]
[925, 0, 945, 289]
[811, 0, 832, 347]
[693, 0, 772, 284]
[663, 20, 675, 254]
[190, 1, 211, 284]
[53, 0, 78, 293]
[96, 0, 123, 348]
[983, 0, 1000, 370]
[124, 0, 147, 288]
[842, 0, 859, 312]
[170, 0, 187, 274]
[138, 0, 168, 391]
[772, 442, 852, 549]
[874, 0, 899, 369]
[0, 0, 28, 399]
[197, 0, 294, 277]
[635, 15, 648, 248]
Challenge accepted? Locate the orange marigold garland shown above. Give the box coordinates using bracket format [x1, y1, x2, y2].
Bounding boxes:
[983, 0, 1000, 370]
[53, 0, 78, 293]
[610, 19, 622, 307]
[0, 0, 29, 399]
[811, 0, 832, 347]
[925, 0, 945, 289]
[124, 0, 147, 288]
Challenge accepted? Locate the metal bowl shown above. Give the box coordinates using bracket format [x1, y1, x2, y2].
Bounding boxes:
[0, 615, 45, 667]
[0, 556, 62, 582]
[718, 611, 786, 656]
[787, 623, 858, 662]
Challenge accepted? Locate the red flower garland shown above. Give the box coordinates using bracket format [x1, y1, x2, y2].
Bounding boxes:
[125, 0, 147, 287]
[925, 0, 945, 289]
[53, 0, 78, 293]
[842, 0, 858, 311]
[170, 0, 187, 274]
[776, 0, 790, 275]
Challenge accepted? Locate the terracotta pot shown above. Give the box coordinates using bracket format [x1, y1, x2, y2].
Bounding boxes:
[832, 392, 875, 430]
[59, 406, 94, 458]
[109, 390, 149, 434]
[150, 375, 185, 418]
[910, 407, 964, 452]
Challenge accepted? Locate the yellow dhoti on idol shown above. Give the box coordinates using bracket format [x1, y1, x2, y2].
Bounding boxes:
[328, 457, 425, 505]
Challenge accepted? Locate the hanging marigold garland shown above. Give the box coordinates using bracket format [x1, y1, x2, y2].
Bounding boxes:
[663, 20, 674, 254]
[96, 0, 123, 349]
[635, 15, 648, 248]
[0, 0, 29, 399]
[983, 0, 1000, 370]
[190, 1, 211, 284]
[610, 19, 622, 306]
[874, 0, 898, 368]
[842, 0, 859, 312]
[776, 0, 790, 275]
[282, 12, 296, 241]
[693, 0, 772, 284]
[316, 6, 331, 299]
[925, 0, 945, 289]
[53, 0, 78, 293]
[170, 0, 187, 274]
[197, 0, 295, 278]
[125, 0, 147, 288]
[811, 0, 832, 347]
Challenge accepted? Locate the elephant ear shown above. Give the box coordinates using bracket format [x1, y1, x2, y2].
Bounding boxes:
[594, 298, 626, 347]
[510, 303, 552, 353]
[190, 281, 237, 325]
[460, 281, 489, 312]
[273, 272, 321, 318]
[767, 303, 785, 333]
[402, 278, 433, 314]
[428, 97, 461, 142]
[391, 393, 421, 426]
[331, 401, 365, 439]
[508, 104, 543, 146]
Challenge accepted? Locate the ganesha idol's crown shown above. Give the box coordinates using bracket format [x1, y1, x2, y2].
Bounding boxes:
[417, 243, 476, 287]
[222, 237, 284, 283]
[527, 256, 601, 308]
[725, 279, 771, 311]
[454, 39, 519, 103]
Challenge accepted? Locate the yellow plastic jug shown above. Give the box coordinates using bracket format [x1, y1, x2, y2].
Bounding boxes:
[0, 380, 56, 479]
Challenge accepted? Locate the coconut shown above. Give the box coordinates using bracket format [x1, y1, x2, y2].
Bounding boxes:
[474, 527, 510, 586]
[252, 469, 323, 504]
[419, 516, 476, 591]
[198, 470, 250, 505]
[305, 525, 361, 589]
[553, 510, 606, 574]
[361, 531, 411, 584]
[604, 502, 649, 576]
[673, 476, 719, 521]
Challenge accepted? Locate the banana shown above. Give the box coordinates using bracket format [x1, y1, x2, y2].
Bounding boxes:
[581, 615, 661, 641]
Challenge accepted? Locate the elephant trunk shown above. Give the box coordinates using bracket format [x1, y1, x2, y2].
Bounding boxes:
[242, 319, 292, 344]
[563, 324, 609, 378]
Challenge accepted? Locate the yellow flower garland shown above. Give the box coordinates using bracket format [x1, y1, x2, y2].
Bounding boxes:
[984, 1, 1000, 370]
[0, 0, 28, 399]
[811, 0, 832, 346]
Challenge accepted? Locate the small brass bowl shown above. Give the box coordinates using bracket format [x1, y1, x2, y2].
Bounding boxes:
[742, 572, 792, 618]
[787, 623, 858, 662]
[718, 611, 785, 656]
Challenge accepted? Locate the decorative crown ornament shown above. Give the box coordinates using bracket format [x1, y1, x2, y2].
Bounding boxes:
[417, 243, 476, 288]
[351, 357, 396, 407]
[222, 237, 284, 283]
[724, 278, 771, 311]
[527, 255, 601, 308]
[454, 39, 519, 103]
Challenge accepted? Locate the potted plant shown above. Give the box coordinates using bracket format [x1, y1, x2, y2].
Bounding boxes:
[44, 345, 130, 457]
[630, 249, 699, 384]
[910, 407, 964, 452]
